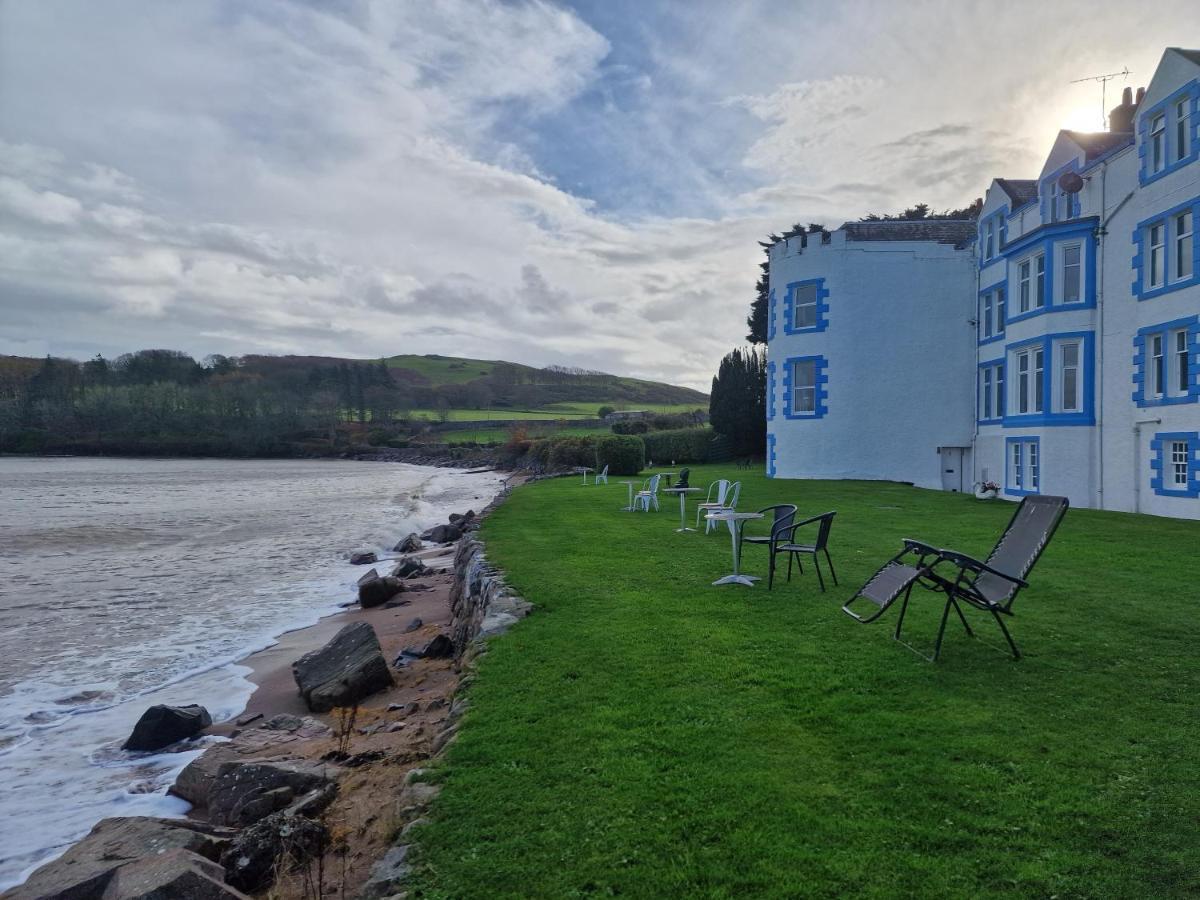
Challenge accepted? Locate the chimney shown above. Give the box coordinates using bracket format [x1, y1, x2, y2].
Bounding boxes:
[1108, 85, 1140, 133]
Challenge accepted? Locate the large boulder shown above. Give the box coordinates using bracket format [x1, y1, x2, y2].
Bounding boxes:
[100, 848, 248, 899]
[292, 622, 393, 713]
[356, 569, 403, 608]
[219, 813, 328, 893]
[394, 533, 422, 553]
[349, 551, 377, 565]
[420, 523, 462, 544]
[123, 704, 211, 752]
[207, 759, 338, 827]
[7, 817, 234, 900]
[391, 556, 428, 579]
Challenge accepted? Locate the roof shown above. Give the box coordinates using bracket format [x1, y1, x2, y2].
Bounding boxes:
[840, 220, 978, 245]
[996, 178, 1038, 207]
[1063, 130, 1134, 161]
[1169, 47, 1200, 67]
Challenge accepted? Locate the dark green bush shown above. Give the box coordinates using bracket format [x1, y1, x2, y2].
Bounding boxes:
[596, 434, 644, 475]
[612, 420, 649, 435]
[545, 436, 599, 469]
[642, 427, 714, 464]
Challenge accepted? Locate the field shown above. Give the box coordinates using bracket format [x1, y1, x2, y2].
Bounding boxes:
[383, 354, 499, 384]
[406, 466, 1200, 898]
[405, 402, 704, 423]
[417, 424, 611, 445]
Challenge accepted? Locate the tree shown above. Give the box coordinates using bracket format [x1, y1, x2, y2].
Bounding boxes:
[709, 346, 766, 456]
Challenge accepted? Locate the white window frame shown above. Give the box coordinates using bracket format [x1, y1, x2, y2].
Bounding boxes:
[981, 291, 994, 339]
[1034, 253, 1046, 309]
[1148, 222, 1166, 289]
[995, 287, 1006, 333]
[1018, 259, 1031, 313]
[791, 359, 816, 415]
[1033, 346, 1044, 413]
[1175, 211, 1193, 282]
[1151, 333, 1165, 398]
[984, 219, 995, 260]
[1016, 350, 1030, 414]
[792, 284, 818, 330]
[1011, 441, 1023, 490]
[1173, 329, 1190, 396]
[982, 366, 993, 419]
[1029, 442, 1040, 491]
[1059, 341, 1080, 412]
[1171, 440, 1189, 488]
[1061, 243, 1082, 303]
[1151, 113, 1166, 173]
[1176, 99, 1191, 163]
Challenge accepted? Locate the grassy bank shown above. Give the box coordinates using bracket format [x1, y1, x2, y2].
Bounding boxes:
[408, 465, 1200, 898]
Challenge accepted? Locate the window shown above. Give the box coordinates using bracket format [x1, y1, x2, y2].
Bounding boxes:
[984, 219, 995, 259]
[1151, 114, 1166, 173]
[793, 284, 817, 329]
[1176, 329, 1191, 395]
[1019, 259, 1031, 313]
[1033, 346, 1044, 412]
[1060, 342, 1080, 412]
[1017, 351, 1030, 414]
[996, 287, 1006, 332]
[982, 367, 993, 419]
[1175, 211, 1193, 281]
[1176, 99, 1191, 163]
[1148, 222, 1166, 289]
[1151, 334, 1165, 398]
[1062, 244, 1081, 302]
[1007, 438, 1040, 495]
[981, 292, 993, 340]
[1034, 254, 1045, 309]
[980, 362, 1004, 421]
[1150, 431, 1199, 498]
[1172, 440, 1189, 488]
[791, 358, 815, 414]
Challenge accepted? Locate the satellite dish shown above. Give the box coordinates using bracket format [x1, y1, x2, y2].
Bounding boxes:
[1058, 171, 1085, 194]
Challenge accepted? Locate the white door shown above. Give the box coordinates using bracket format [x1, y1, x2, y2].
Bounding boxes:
[939, 447, 965, 492]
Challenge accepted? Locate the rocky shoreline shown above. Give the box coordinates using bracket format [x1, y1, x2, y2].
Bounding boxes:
[4, 480, 531, 899]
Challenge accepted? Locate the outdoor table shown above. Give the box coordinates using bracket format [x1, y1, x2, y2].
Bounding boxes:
[705, 510, 765, 586]
[617, 480, 638, 511]
[662, 486, 703, 532]
[657, 470, 677, 487]
[573, 466, 593, 485]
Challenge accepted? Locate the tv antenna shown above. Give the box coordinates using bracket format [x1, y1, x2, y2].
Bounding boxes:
[1070, 67, 1130, 129]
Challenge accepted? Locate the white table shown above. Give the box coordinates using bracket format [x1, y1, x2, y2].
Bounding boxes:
[662, 486, 702, 532]
[573, 466, 593, 485]
[617, 480, 638, 511]
[705, 511, 764, 586]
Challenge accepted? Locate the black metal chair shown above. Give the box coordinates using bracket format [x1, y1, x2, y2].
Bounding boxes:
[737, 504, 798, 589]
[775, 511, 838, 592]
[842, 495, 1068, 661]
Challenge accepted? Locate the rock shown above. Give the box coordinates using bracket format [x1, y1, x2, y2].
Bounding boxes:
[402, 617, 423, 634]
[234, 712, 263, 728]
[431, 724, 459, 755]
[357, 569, 404, 608]
[350, 551, 378, 565]
[208, 760, 337, 827]
[123, 704, 212, 752]
[7, 817, 234, 900]
[171, 744, 240, 808]
[394, 533, 422, 553]
[359, 845, 411, 900]
[396, 780, 440, 813]
[386, 721, 406, 733]
[419, 524, 462, 544]
[292, 622, 394, 713]
[261, 713, 304, 732]
[419, 634, 455, 659]
[424, 698, 446, 712]
[219, 812, 328, 893]
[401, 817, 430, 836]
[101, 848, 248, 899]
[391, 557, 428, 579]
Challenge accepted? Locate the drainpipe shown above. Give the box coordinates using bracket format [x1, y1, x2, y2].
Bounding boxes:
[1133, 417, 1162, 514]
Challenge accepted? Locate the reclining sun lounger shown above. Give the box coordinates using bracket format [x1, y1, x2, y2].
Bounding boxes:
[842, 495, 1068, 661]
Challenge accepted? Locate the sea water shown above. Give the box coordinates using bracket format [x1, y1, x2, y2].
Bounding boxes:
[0, 457, 504, 889]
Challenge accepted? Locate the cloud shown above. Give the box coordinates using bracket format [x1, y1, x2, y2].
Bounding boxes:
[0, 176, 83, 225]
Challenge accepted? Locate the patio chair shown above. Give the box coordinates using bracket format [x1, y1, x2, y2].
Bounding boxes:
[695, 479, 731, 528]
[736, 504, 798, 576]
[842, 495, 1068, 661]
[594, 464, 609, 485]
[634, 474, 661, 512]
[774, 511, 838, 592]
[703, 481, 742, 534]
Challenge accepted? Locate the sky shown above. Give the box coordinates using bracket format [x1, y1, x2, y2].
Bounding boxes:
[1, 1, 1197, 390]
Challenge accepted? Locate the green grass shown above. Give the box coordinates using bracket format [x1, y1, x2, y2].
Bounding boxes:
[384, 354, 500, 384]
[406, 466, 1200, 898]
[427, 424, 611, 445]
[539, 401, 707, 416]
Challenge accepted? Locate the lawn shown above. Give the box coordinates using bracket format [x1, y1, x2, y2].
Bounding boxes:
[407, 466, 1200, 898]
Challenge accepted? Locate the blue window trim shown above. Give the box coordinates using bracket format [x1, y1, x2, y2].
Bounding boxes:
[1137, 79, 1200, 187]
[1002, 331, 1095, 427]
[782, 278, 829, 335]
[978, 206, 1008, 269]
[767, 288, 777, 341]
[1132, 316, 1200, 407]
[1003, 219, 1098, 324]
[1150, 431, 1200, 498]
[977, 284, 1006, 345]
[1131, 194, 1200, 301]
[781, 355, 828, 420]
[1040, 160, 1082, 222]
[766, 360, 777, 421]
[1005, 436, 1041, 497]
[977, 359, 1005, 425]
[766, 432, 777, 478]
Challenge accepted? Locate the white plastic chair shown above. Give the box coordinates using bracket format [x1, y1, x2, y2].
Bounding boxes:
[594, 464, 609, 485]
[705, 481, 741, 533]
[695, 479, 731, 528]
[634, 474, 661, 512]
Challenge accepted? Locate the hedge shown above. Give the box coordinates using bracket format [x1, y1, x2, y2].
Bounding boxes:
[595, 434, 645, 475]
[521, 433, 645, 475]
[642, 427, 714, 464]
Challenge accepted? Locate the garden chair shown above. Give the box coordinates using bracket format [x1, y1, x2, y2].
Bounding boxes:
[774, 511, 838, 592]
[703, 481, 742, 534]
[694, 479, 731, 528]
[634, 474, 661, 512]
[594, 464, 609, 485]
[841, 495, 1068, 661]
[736, 504, 798, 573]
